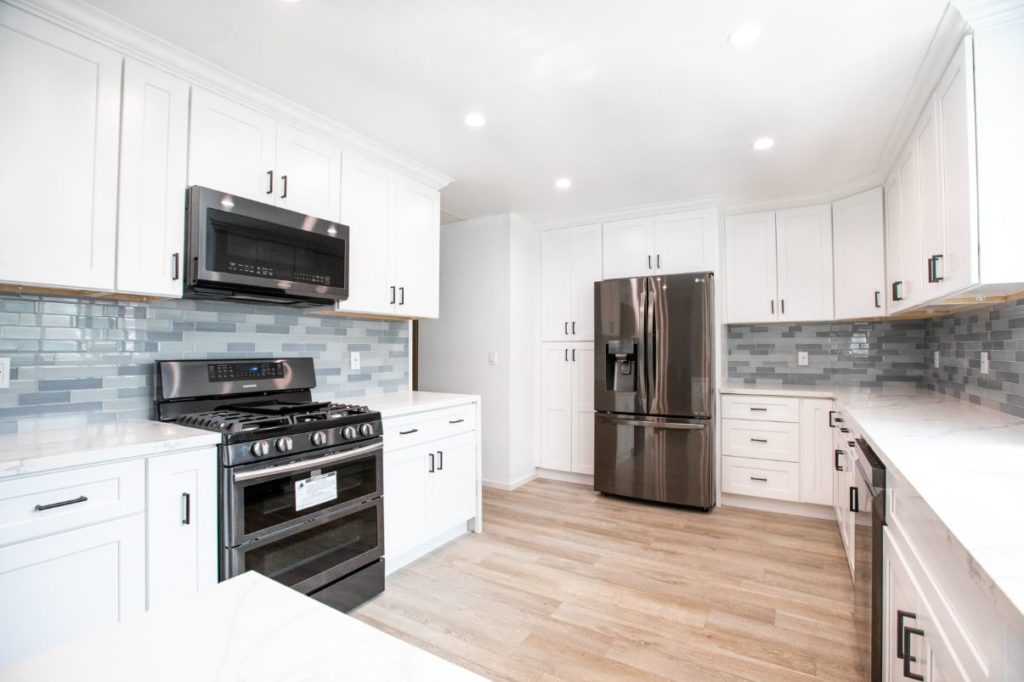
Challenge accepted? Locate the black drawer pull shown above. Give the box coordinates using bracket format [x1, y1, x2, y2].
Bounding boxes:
[750, 476, 768, 482]
[448, 419, 465, 424]
[903, 625, 925, 681]
[748, 407, 768, 412]
[749, 438, 768, 443]
[834, 449, 843, 471]
[399, 428, 418, 435]
[896, 610, 916, 660]
[35, 495, 88, 511]
[849, 486, 859, 513]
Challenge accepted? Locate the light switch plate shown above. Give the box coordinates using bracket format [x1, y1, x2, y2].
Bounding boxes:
[488, 351, 498, 366]
[797, 351, 809, 367]
[0, 357, 9, 389]
[980, 351, 989, 375]
[350, 352, 361, 371]
[934, 351, 940, 369]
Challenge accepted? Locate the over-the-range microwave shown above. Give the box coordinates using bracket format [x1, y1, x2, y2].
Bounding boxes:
[184, 186, 350, 307]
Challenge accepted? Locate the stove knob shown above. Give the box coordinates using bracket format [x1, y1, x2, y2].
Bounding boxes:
[310, 431, 327, 447]
[359, 423, 374, 437]
[276, 436, 294, 453]
[342, 426, 357, 440]
[250, 441, 270, 458]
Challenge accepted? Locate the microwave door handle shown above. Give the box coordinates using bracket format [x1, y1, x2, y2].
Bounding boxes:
[232, 442, 380, 482]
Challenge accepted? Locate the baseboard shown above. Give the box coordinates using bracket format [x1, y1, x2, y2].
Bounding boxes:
[721, 493, 835, 520]
[481, 470, 537, 491]
[535, 468, 594, 486]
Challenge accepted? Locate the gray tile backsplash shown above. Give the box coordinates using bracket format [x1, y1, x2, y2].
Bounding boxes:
[728, 297, 1024, 418]
[0, 295, 409, 433]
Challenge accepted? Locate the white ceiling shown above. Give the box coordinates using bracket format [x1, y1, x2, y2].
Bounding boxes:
[81, 0, 949, 222]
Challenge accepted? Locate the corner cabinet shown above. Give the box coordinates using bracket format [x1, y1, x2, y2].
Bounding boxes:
[539, 344, 594, 475]
[540, 224, 601, 342]
[602, 208, 718, 279]
[333, 152, 441, 319]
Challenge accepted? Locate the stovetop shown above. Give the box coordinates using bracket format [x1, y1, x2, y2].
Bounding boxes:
[175, 401, 373, 435]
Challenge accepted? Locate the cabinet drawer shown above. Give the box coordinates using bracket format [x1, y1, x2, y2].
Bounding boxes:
[722, 419, 799, 462]
[722, 456, 799, 502]
[0, 460, 145, 547]
[721, 394, 800, 422]
[383, 404, 476, 450]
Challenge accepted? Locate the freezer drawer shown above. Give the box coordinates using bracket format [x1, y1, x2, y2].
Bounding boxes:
[593, 413, 713, 509]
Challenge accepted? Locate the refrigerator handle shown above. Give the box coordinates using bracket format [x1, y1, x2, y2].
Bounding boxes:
[646, 277, 657, 413]
[637, 279, 649, 414]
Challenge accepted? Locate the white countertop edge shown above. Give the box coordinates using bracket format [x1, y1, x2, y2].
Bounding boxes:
[356, 390, 481, 419]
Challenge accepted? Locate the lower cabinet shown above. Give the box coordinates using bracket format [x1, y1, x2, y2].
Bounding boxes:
[539, 343, 594, 475]
[798, 398, 834, 506]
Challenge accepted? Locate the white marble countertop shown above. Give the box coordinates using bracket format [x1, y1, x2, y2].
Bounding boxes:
[719, 382, 838, 399]
[357, 390, 480, 419]
[0, 421, 220, 480]
[0, 571, 484, 681]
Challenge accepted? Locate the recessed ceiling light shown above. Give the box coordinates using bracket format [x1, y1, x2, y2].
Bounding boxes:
[464, 112, 487, 128]
[727, 23, 762, 48]
[752, 137, 775, 151]
[282, 0, 302, 3]
[555, 177, 572, 190]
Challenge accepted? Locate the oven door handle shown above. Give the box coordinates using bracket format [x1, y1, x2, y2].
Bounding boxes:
[232, 443, 381, 482]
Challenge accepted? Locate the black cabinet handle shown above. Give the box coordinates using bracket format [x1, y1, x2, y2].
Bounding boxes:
[749, 438, 768, 443]
[390, 286, 396, 304]
[280, 174, 288, 199]
[399, 428, 418, 435]
[428, 453, 435, 473]
[656, 254, 661, 268]
[828, 410, 836, 427]
[182, 492, 191, 525]
[564, 321, 569, 335]
[892, 280, 904, 302]
[749, 407, 768, 412]
[834, 449, 843, 471]
[780, 299, 785, 315]
[840, 427, 850, 434]
[571, 321, 576, 335]
[770, 300, 774, 314]
[35, 495, 88, 511]
[750, 476, 768, 482]
[874, 290, 881, 308]
[399, 287, 405, 305]
[572, 348, 576, 362]
[564, 348, 569, 362]
[438, 450, 444, 471]
[896, 610, 916, 660]
[648, 255, 652, 270]
[266, 170, 274, 195]
[928, 254, 944, 283]
[849, 486, 859, 513]
[449, 418, 465, 424]
[903, 625, 925, 681]
[172, 252, 180, 281]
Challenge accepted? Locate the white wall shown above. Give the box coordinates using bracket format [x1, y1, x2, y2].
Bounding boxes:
[507, 213, 540, 487]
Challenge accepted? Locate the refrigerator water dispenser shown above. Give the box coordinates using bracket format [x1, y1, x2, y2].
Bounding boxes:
[604, 339, 637, 393]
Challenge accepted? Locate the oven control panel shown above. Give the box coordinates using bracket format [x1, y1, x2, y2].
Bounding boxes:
[208, 361, 285, 382]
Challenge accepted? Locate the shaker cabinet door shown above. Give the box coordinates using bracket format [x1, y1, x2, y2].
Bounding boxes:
[337, 153, 393, 314]
[0, 6, 121, 290]
[571, 345, 595, 475]
[724, 212, 778, 324]
[390, 176, 441, 318]
[540, 229, 573, 341]
[569, 225, 602, 342]
[653, 209, 717, 275]
[383, 445, 432, 560]
[431, 433, 476, 533]
[775, 204, 834, 322]
[539, 346, 573, 472]
[274, 124, 341, 220]
[602, 217, 654, 279]
[832, 188, 885, 319]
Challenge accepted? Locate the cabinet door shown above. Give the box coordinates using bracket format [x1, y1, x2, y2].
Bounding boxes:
[935, 38, 978, 296]
[146, 448, 217, 611]
[540, 229, 573, 341]
[832, 424, 846, 529]
[798, 399, 833, 506]
[117, 59, 189, 298]
[602, 217, 654, 279]
[0, 515, 145, 668]
[391, 175, 441, 318]
[336, 154, 393, 314]
[653, 209, 717, 274]
[776, 205, 834, 322]
[189, 88, 277, 202]
[917, 99, 944, 303]
[431, 433, 476, 533]
[896, 143, 925, 309]
[383, 444, 432, 559]
[569, 225, 602, 341]
[570, 345, 595, 475]
[539, 345, 573, 471]
[0, 6, 121, 290]
[274, 124, 341, 220]
[724, 212, 778, 323]
[832, 188, 885, 319]
[884, 172, 904, 312]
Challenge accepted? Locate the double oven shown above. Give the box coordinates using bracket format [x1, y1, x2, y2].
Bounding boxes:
[223, 436, 384, 611]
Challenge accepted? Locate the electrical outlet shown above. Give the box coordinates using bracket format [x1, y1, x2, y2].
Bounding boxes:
[0, 357, 9, 389]
[797, 351, 809, 367]
[980, 351, 990, 375]
[488, 351, 498, 366]
[933, 351, 940, 368]
[350, 351, 361, 371]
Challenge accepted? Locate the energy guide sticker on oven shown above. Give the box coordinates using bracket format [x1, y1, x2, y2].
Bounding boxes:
[295, 472, 338, 511]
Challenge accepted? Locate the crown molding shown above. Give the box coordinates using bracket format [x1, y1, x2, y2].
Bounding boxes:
[4, 0, 453, 190]
[723, 172, 884, 216]
[531, 193, 725, 231]
[952, 0, 1024, 28]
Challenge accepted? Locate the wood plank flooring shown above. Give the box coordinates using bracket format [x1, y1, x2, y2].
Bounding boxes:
[352, 479, 867, 681]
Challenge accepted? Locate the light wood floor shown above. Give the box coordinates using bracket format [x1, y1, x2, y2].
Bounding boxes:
[352, 479, 866, 681]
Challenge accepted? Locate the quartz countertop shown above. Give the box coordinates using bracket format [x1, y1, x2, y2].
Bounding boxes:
[0, 571, 484, 681]
[356, 390, 480, 419]
[0, 421, 221, 480]
[721, 382, 1024, 629]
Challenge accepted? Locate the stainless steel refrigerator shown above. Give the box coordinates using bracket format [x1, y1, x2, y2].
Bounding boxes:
[593, 272, 715, 509]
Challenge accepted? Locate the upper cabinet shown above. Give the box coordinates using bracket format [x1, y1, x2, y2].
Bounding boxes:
[189, 89, 341, 221]
[602, 208, 717, 279]
[333, 152, 441, 319]
[832, 188, 885, 319]
[724, 212, 778, 324]
[0, 5, 122, 291]
[540, 225, 601, 342]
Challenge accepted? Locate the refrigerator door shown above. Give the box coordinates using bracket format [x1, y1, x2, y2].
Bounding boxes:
[593, 277, 648, 416]
[646, 272, 714, 418]
[593, 413, 713, 508]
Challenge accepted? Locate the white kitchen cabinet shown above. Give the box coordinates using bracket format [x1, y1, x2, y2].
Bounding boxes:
[798, 399, 833, 506]
[0, 514, 145, 667]
[336, 153, 392, 314]
[116, 59, 190, 298]
[775, 204, 834, 322]
[884, 172, 904, 313]
[389, 174, 441, 318]
[916, 95, 944, 300]
[0, 5, 122, 291]
[539, 343, 593, 475]
[724, 212, 778, 324]
[382, 442, 432, 561]
[602, 209, 717, 279]
[146, 448, 217, 611]
[540, 224, 601, 341]
[832, 188, 886, 319]
[275, 124, 341, 220]
[430, 433, 477, 534]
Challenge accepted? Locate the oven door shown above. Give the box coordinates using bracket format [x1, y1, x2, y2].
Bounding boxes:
[224, 439, 382, 548]
[225, 498, 383, 595]
[187, 185, 349, 304]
